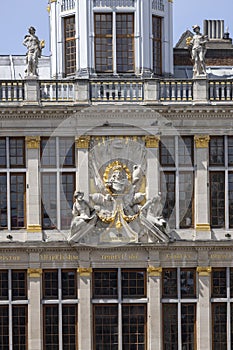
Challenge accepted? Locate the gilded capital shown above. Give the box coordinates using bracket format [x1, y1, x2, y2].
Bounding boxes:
[28, 268, 42, 278]
[27, 224, 42, 233]
[194, 135, 210, 148]
[26, 136, 40, 149]
[197, 266, 212, 276]
[147, 266, 162, 277]
[145, 136, 160, 148]
[75, 136, 91, 149]
[195, 224, 211, 231]
[78, 267, 92, 276]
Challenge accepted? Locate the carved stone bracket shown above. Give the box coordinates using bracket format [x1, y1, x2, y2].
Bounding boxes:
[28, 268, 42, 278]
[75, 136, 91, 149]
[78, 267, 92, 277]
[197, 266, 212, 276]
[26, 136, 40, 149]
[144, 135, 160, 148]
[147, 266, 162, 277]
[194, 135, 210, 148]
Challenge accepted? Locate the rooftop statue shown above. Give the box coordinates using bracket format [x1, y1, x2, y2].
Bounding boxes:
[23, 26, 45, 77]
[187, 24, 208, 77]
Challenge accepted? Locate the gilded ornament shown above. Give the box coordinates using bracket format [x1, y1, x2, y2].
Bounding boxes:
[194, 135, 210, 148]
[28, 268, 42, 278]
[144, 136, 160, 148]
[147, 266, 162, 276]
[78, 267, 92, 276]
[27, 224, 42, 233]
[26, 136, 40, 149]
[195, 223, 211, 231]
[75, 136, 90, 149]
[197, 266, 212, 276]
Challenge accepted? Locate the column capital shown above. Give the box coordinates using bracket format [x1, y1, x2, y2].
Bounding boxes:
[27, 224, 42, 233]
[144, 135, 160, 148]
[78, 267, 92, 276]
[28, 268, 42, 278]
[197, 266, 212, 276]
[26, 136, 40, 149]
[75, 136, 91, 149]
[147, 266, 162, 277]
[195, 223, 211, 231]
[194, 135, 210, 148]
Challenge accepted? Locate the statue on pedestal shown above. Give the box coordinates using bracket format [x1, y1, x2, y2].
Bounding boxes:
[187, 24, 208, 77]
[23, 26, 45, 77]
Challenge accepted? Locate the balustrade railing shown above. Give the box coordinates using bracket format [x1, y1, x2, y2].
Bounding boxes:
[90, 81, 143, 102]
[40, 81, 75, 102]
[0, 81, 24, 102]
[209, 81, 233, 101]
[61, 0, 76, 11]
[93, 0, 135, 7]
[152, 0, 164, 11]
[159, 80, 193, 101]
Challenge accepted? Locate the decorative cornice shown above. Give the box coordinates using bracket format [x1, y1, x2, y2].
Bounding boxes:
[75, 136, 91, 149]
[194, 135, 210, 148]
[144, 135, 160, 148]
[26, 136, 40, 149]
[27, 225, 42, 233]
[28, 268, 42, 278]
[78, 267, 92, 276]
[197, 266, 212, 276]
[147, 266, 162, 276]
[195, 224, 211, 231]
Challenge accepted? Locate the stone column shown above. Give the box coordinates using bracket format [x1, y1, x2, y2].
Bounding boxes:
[196, 267, 212, 350]
[78, 0, 90, 77]
[28, 268, 42, 350]
[138, 0, 151, 75]
[26, 137, 42, 239]
[78, 267, 92, 350]
[194, 135, 211, 233]
[145, 136, 160, 198]
[75, 136, 90, 199]
[147, 266, 162, 350]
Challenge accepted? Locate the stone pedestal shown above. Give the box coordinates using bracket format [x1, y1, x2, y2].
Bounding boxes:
[24, 77, 40, 103]
[144, 80, 160, 103]
[193, 77, 209, 103]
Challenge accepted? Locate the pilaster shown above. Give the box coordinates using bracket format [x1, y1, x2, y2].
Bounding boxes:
[145, 136, 160, 198]
[75, 136, 90, 199]
[78, 0, 90, 77]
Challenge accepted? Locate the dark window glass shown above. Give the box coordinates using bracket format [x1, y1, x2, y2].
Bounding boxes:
[95, 13, 113, 72]
[12, 271, 27, 300]
[62, 270, 77, 299]
[12, 306, 27, 350]
[179, 172, 193, 228]
[0, 138, 6, 167]
[116, 13, 134, 73]
[178, 136, 193, 166]
[160, 137, 175, 166]
[9, 138, 25, 168]
[0, 175, 7, 228]
[181, 269, 196, 298]
[231, 304, 233, 349]
[181, 304, 196, 350]
[93, 269, 118, 298]
[61, 173, 74, 229]
[94, 305, 118, 350]
[44, 305, 59, 349]
[212, 268, 227, 298]
[210, 172, 225, 228]
[41, 137, 56, 167]
[59, 138, 75, 167]
[209, 136, 224, 166]
[230, 268, 233, 298]
[163, 304, 178, 350]
[64, 16, 76, 76]
[162, 269, 177, 298]
[62, 305, 77, 350]
[228, 136, 233, 166]
[212, 303, 227, 349]
[229, 173, 233, 227]
[43, 270, 59, 299]
[10, 174, 25, 228]
[122, 305, 146, 350]
[152, 16, 162, 75]
[42, 173, 57, 229]
[122, 270, 146, 298]
[0, 306, 9, 349]
[161, 172, 175, 228]
[0, 271, 8, 300]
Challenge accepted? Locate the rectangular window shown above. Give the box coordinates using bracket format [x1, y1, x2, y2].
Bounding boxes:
[44, 305, 59, 348]
[10, 174, 26, 228]
[209, 136, 224, 166]
[152, 16, 162, 75]
[160, 137, 175, 166]
[212, 303, 227, 349]
[116, 13, 134, 73]
[179, 172, 193, 228]
[181, 304, 196, 349]
[0, 175, 7, 228]
[95, 13, 113, 73]
[42, 173, 57, 229]
[163, 304, 178, 349]
[12, 306, 27, 350]
[0, 138, 6, 167]
[93, 268, 147, 350]
[161, 172, 176, 228]
[64, 16, 76, 76]
[212, 268, 227, 298]
[210, 172, 225, 228]
[9, 137, 25, 168]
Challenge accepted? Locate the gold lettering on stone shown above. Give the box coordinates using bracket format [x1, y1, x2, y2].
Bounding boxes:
[40, 254, 79, 261]
[0, 255, 20, 261]
[165, 253, 193, 260]
[101, 253, 138, 261]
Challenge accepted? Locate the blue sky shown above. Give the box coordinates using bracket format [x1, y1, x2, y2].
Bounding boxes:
[0, 0, 233, 55]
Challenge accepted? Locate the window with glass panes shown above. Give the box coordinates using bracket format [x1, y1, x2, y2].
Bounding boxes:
[209, 136, 233, 228]
[211, 268, 233, 349]
[93, 269, 147, 350]
[94, 13, 134, 73]
[42, 269, 78, 349]
[40, 137, 75, 229]
[64, 16, 76, 76]
[0, 270, 28, 350]
[160, 136, 194, 229]
[0, 137, 26, 229]
[152, 16, 162, 75]
[162, 268, 197, 350]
